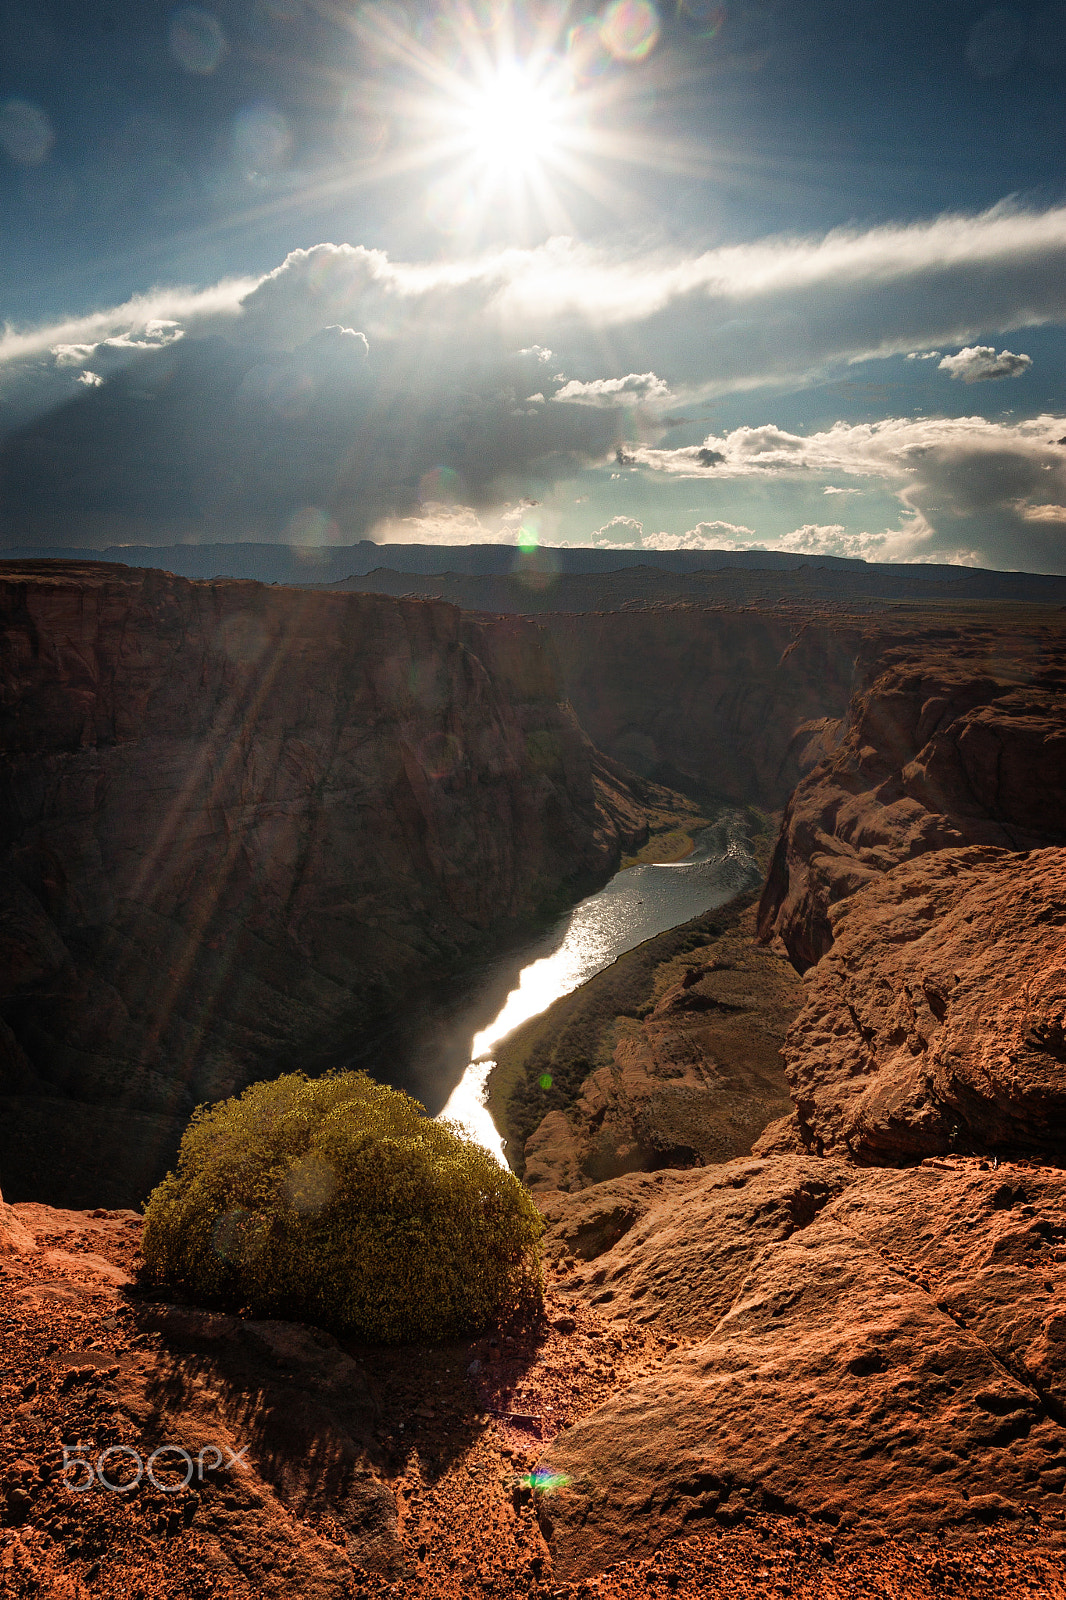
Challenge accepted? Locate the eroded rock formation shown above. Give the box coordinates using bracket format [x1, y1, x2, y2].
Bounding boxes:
[0, 561, 650, 1205]
[758, 648, 1066, 967]
[752, 635, 1066, 1164]
[763, 846, 1066, 1163]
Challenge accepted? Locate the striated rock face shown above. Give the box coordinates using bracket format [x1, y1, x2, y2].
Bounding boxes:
[758, 649, 1066, 968]
[0, 561, 648, 1205]
[764, 846, 1066, 1164]
[538, 1154, 1066, 1579]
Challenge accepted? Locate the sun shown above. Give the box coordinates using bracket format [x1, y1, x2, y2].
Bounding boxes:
[340, 1, 697, 241]
[454, 63, 568, 178]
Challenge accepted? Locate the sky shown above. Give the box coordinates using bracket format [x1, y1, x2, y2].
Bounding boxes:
[2, 0, 1066, 570]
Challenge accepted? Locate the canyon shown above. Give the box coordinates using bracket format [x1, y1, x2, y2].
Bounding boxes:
[0, 562, 653, 1207]
[1, 558, 1065, 1599]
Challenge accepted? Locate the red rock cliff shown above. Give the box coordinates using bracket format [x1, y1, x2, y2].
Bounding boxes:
[754, 624, 1066, 1163]
[0, 562, 648, 1204]
[758, 636, 1066, 969]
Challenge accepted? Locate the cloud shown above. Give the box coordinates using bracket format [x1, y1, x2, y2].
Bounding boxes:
[906, 350, 941, 360]
[626, 414, 1066, 570]
[551, 372, 671, 408]
[4, 199, 1066, 404]
[5, 201, 1066, 557]
[643, 522, 756, 549]
[380, 502, 496, 545]
[76, 371, 103, 387]
[588, 517, 757, 550]
[823, 484, 861, 496]
[938, 345, 1032, 383]
[591, 515, 645, 545]
[1, 280, 253, 368]
[772, 523, 869, 557]
[51, 320, 186, 373]
[310, 324, 369, 356]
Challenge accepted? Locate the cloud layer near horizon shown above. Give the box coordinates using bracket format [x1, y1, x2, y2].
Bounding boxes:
[625, 415, 1066, 567]
[2, 200, 1066, 567]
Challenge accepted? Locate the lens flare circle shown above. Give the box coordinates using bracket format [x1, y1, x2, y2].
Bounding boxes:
[600, 0, 661, 61]
[676, 0, 725, 37]
[233, 101, 292, 170]
[168, 6, 228, 74]
[0, 98, 54, 165]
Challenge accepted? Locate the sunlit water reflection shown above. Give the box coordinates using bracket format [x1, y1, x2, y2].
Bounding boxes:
[438, 811, 761, 1164]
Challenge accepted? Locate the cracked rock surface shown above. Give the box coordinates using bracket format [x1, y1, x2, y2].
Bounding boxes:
[538, 1154, 1066, 1580]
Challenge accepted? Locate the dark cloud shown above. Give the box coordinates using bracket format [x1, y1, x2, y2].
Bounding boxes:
[0, 322, 624, 544]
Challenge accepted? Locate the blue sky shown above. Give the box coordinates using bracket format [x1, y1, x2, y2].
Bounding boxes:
[2, 0, 1066, 568]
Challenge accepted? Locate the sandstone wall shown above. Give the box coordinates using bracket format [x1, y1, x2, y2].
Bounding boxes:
[758, 644, 1066, 968]
[754, 628, 1066, 1163]
[543, 608, 866, 805]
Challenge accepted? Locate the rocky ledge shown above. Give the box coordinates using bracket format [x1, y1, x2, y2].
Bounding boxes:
[3, 1181, 1065, 1600]
[538, 1153, 1066, 1578]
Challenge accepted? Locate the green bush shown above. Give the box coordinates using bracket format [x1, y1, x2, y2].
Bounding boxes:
[141, 1071, 544, 1343]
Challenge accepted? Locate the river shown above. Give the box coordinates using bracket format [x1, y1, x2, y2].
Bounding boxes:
[436, 809, 762, 1165]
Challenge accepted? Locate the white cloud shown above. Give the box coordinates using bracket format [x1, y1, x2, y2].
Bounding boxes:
[218, 200, 1066, 395]
[938, 345, 1032, 383]
[823, 484, 861, 496]
[2, 280, 252, 368]
[6, 202, 1066, 564]
[312, 324, 369, 356]
[552, 372, 671, 408]
[378, 502, 497, 545]
[645, 521, 756, 549]
[6, 199, 1066, 397]
[591, 515, 645, 545]
[773, 523, 867, 557]
[52, 344, 99, 367]
[76, 371, 103, 387]
[625, 413, 1066, 570]
[587, 517, 757, 550]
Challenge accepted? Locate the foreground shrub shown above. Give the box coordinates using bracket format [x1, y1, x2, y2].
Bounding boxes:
[142, 1071, 543, 1342]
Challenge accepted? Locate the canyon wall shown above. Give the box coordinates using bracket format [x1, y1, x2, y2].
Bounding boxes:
[514, 612, 1066, 1186]
[0, 561, 648, 1205]
[755, 629, 1066, 1163]
[533, 618, 1066, 1571]
[544, 608, 864, 805]
[758, 641, 1066, 966]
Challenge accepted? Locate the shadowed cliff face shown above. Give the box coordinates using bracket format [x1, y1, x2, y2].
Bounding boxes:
[0, 562, 650, 1204]
[544, 609, 864, 806]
